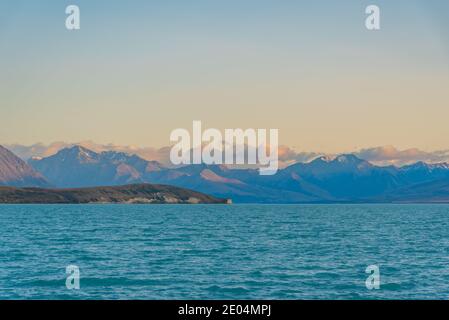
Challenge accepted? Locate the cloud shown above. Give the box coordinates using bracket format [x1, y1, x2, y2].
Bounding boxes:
[277, 146, 325, 167]
[4, 142, 69, 160]
[354, 146, 449, 166]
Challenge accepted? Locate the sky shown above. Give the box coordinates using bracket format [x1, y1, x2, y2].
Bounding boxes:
[1, 0, 449, 153]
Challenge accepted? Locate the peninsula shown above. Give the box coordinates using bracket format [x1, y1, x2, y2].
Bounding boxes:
[0, 184, 229, 204]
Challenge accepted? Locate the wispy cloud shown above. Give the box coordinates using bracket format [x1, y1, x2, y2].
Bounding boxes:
[354, 146, 449, 166]
[277, 146, 324, 167]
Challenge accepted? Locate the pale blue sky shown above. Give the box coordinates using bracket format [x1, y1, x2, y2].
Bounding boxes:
[1, 1, 448, 152]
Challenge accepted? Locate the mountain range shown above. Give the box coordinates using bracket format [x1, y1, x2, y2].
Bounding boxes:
[28, 146, 164, 188]
[19, 145, 449, 203]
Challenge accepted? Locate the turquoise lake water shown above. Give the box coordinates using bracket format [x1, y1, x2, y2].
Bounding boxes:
[1, 204, 449, 300]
